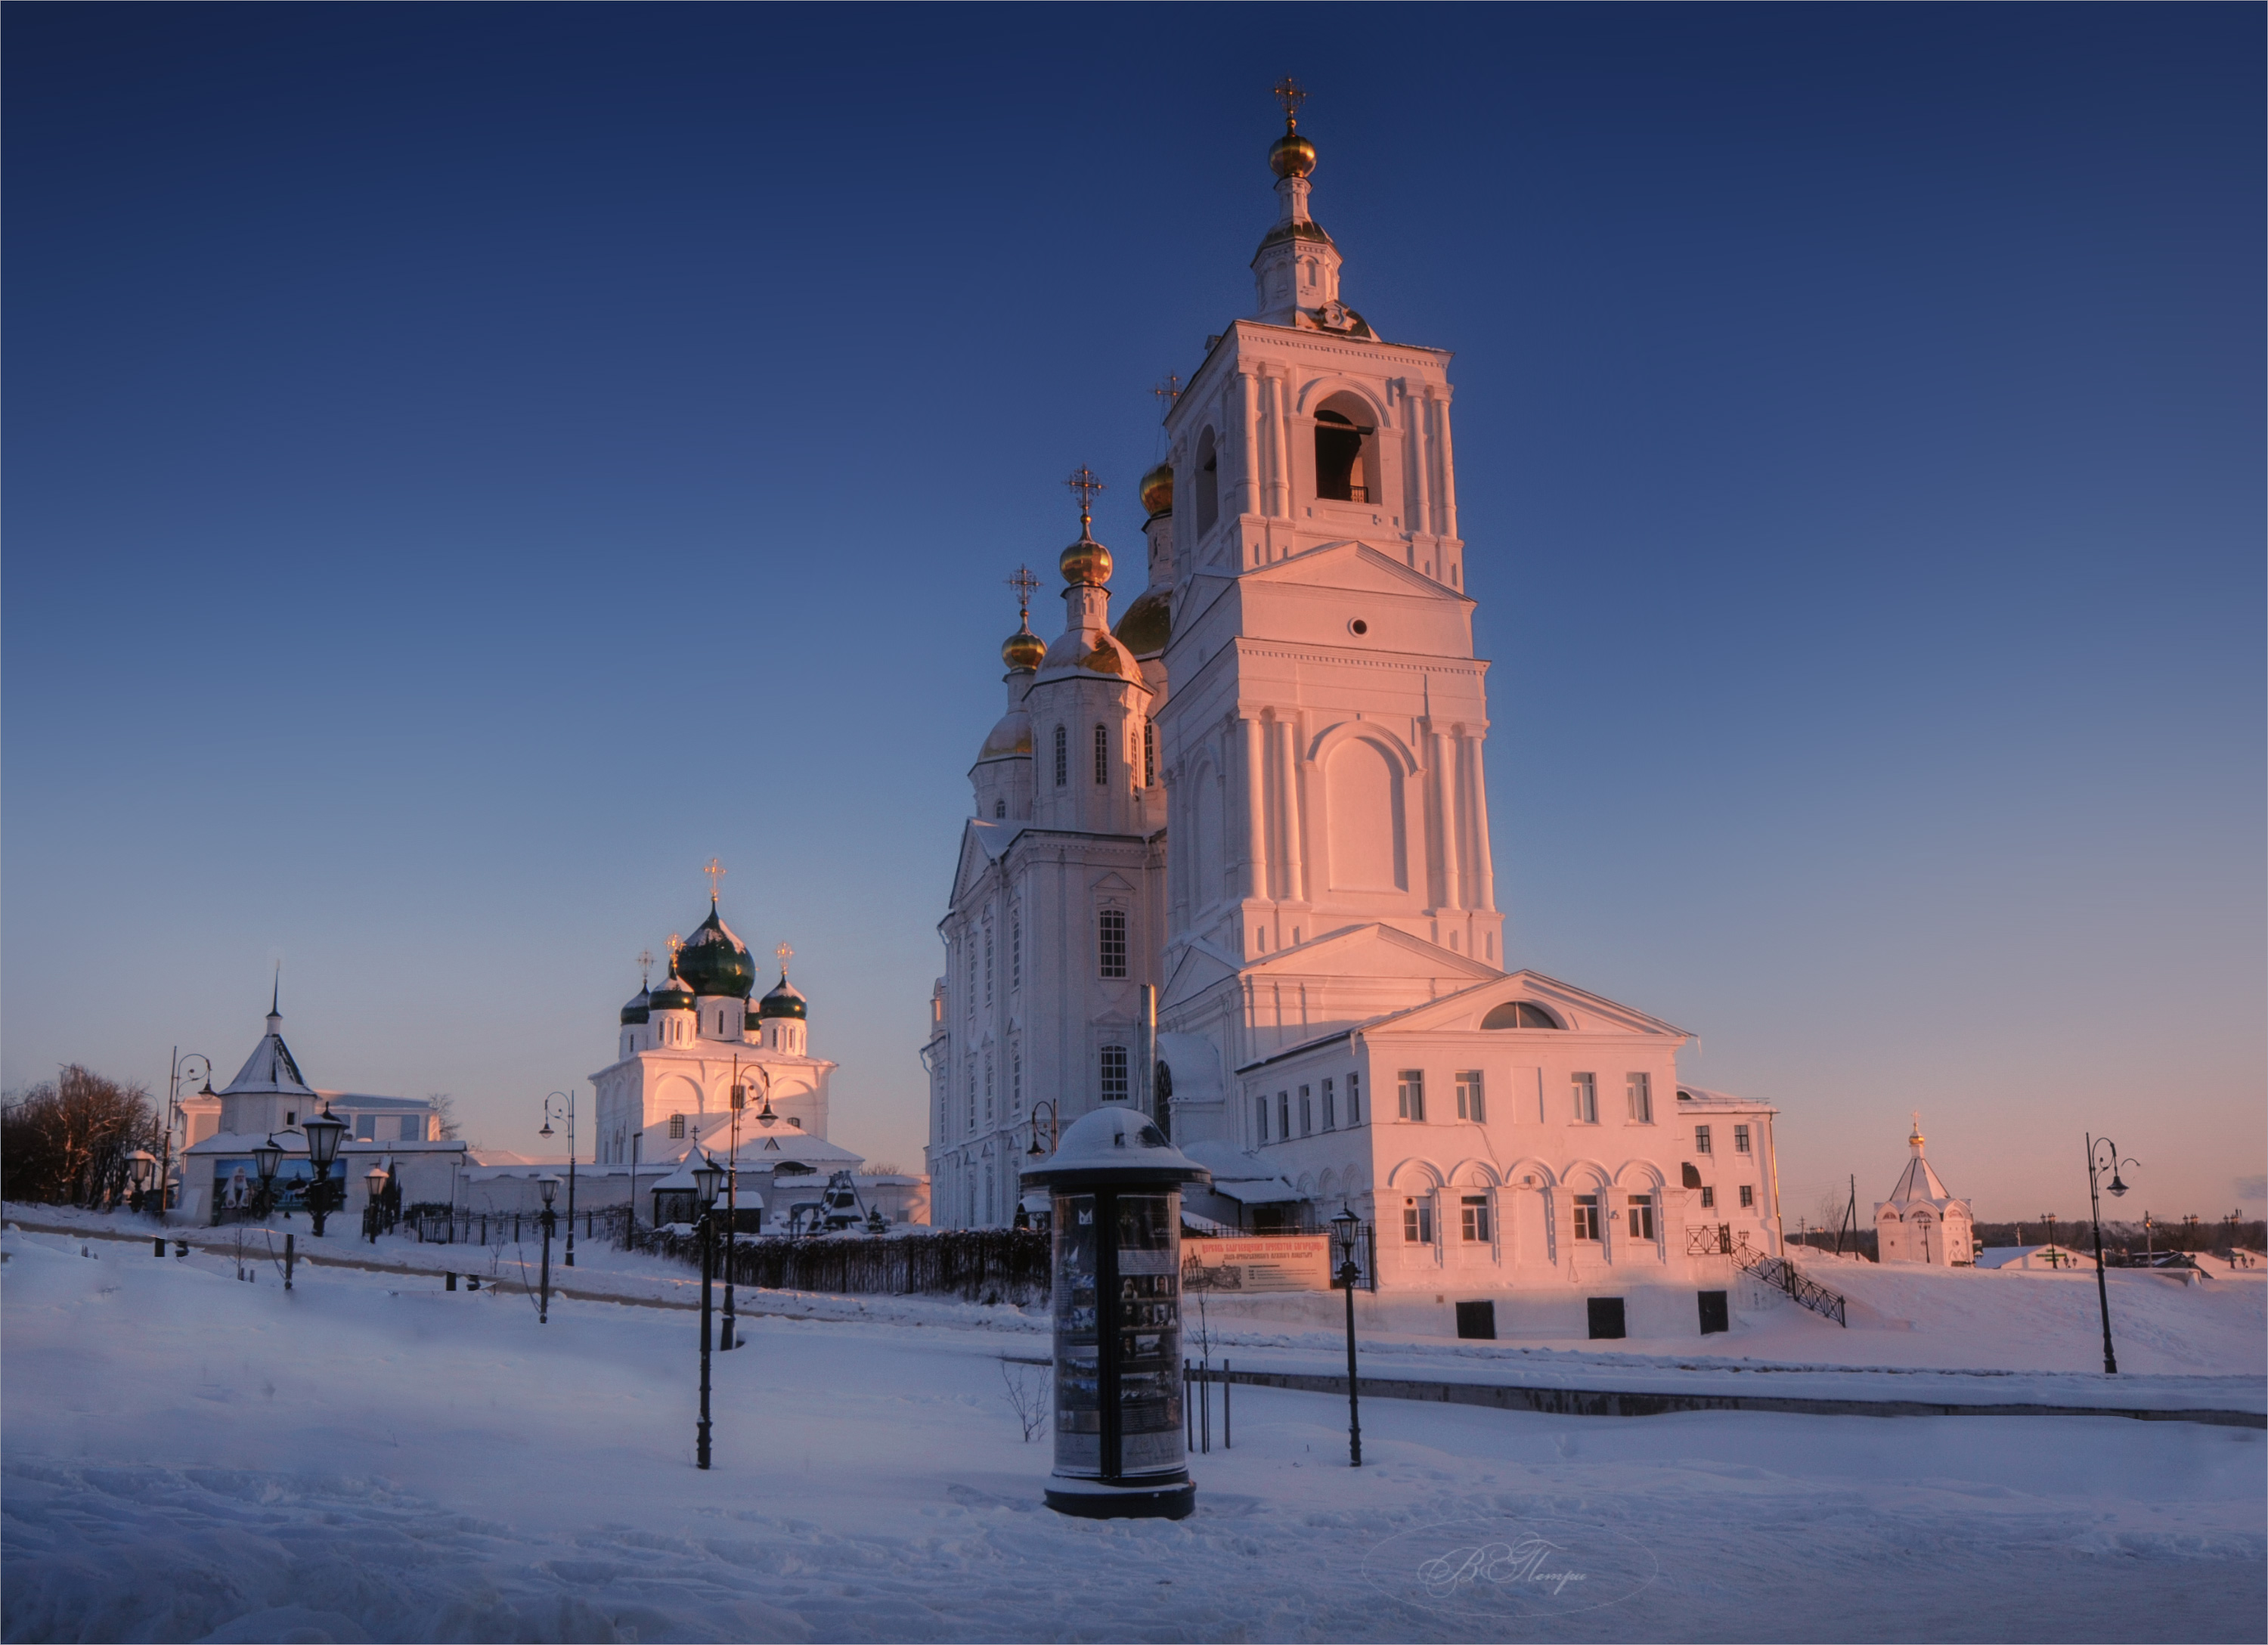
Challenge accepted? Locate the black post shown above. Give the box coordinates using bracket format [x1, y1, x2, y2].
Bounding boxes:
[696, 1208, 714, 1468]
[2087, 1135, 2118, 1375]
[1222, 1359, 1231, 1450]
[307, 1165, 330, 1238]
[1342, 1258, 1363, 1467]
[564, 1096, 578, 1269]
[284, 1233, 295, 1292]
[539, 1204, 555, 1324]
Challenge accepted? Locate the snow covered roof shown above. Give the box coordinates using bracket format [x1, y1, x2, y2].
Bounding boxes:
[219, 1011, 315, 1098]
[1884, 1117, 1957, 1205]
[1154, 1033, 1225, 1106]
[1179, 1139, 1299, 1204]
[1022, 1106, 1208, 1190]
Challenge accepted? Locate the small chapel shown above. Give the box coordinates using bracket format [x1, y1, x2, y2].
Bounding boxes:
[1874, 1117, 1975, 1266]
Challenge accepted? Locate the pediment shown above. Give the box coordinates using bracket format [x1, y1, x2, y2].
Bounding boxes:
[1238, 921, 1501, 985]
[1362, 968, 1690, 1040]
[1160, 937, 1241, 1011]
[1246, 541, 1471, 604]
[949, 820, 1015, 906]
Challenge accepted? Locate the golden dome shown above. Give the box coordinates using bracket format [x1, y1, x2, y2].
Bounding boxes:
[1270, 127, 1316, 179]
[1001, 621, 1045, 673]
[1114, 585, 1171, 656]
[1060, 531, 1113, 587]
[1139, 461, 1174, 519]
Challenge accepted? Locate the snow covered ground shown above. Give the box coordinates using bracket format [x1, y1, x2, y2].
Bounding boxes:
[4, 1220, 2263, 1643]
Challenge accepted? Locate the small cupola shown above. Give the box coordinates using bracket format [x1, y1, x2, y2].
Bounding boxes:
[675, 900, 756, 999]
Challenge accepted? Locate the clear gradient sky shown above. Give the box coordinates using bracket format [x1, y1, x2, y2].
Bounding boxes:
[5, 5, 2261, 1225]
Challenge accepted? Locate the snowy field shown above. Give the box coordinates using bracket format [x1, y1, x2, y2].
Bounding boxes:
[4, 1220, 2263, 1643]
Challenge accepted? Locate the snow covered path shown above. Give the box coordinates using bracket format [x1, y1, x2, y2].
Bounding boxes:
[5, 1226, 2263, 1643]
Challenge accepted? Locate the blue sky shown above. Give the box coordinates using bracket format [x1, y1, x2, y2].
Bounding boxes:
[5, 5, 2260, 1222]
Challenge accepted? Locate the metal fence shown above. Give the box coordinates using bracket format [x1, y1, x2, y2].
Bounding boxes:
[407, 1205, 633, 1248]
[637, 1225, 1052, 1304]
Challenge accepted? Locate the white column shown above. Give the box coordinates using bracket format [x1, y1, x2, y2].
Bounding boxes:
[1409, 386, 1432, 537]
[1257, 373, 1283, 519]
[1236, 371, 1262, 525]
[1436, 392, 1458, 544]
[1278, 367, 1298, 520]
[1277, 716, 1305, 905]
[1466, 731, 1497, 912]
[1241, 717, 1269, 906]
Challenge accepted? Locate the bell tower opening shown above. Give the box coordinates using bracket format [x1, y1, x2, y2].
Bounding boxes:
[1313, 396, 1374, 503]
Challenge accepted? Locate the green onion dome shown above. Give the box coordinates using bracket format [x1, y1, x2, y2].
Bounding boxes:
[675, 903, 757, 999]
[758, 974, 807, 1021]
[620, 989, 652, 1025]
[648, 967, 696, 1013]
[744, 1007, 762, 1033]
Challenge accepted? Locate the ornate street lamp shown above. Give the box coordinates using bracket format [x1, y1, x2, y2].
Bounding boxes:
[252, 1135, 284, 1221]
[1329, 1207, 1365, 1468]
[691, 1154, 726, 1469]
[2085, 1135, 2136, 1375]
[364, 1163, 389, 1244]
[537, 1173, 562, 1324]
[301, 1105, 347, 1237]
[126, 1149, 158, 1212]
[539, 1090, 578, 1269]
[158, 1050, 213, 1222]
[1026, 1100, 1061, 1159]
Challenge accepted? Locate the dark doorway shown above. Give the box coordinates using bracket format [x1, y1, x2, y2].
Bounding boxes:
[1455, 1300, 1495, 1340]
[1698, 1290, 1729, 1335]
[1586, 1296, 1627, 1340]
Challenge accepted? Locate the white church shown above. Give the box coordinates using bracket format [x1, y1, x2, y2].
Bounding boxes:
[1874, 1117, 1975, 1266]
[925, 95, 1786, 1335]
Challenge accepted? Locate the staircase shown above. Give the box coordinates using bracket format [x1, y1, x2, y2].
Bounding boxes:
[1686, 1224, 1849, 1327]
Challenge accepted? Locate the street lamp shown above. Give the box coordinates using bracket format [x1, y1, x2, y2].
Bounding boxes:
[301, 1104, 347, 1237]
[159, 1050, 213, 1222]
[691, 1154, 726, 1470]
[538, 1173, 562, 1324]
[1329, 1207, 1365, 1469]
[721, 1066, 768, 1352]
[1027, 1099, 1061, 1159]
[2040, 1211, 2059, 1265]
[126, 1149, 158, 1213]
[364, 1164, 389, 1244]
[2085, 1135, 2136, 1375]
[252, 1135, 284, 1221]
[539, 1091, 578, 1269]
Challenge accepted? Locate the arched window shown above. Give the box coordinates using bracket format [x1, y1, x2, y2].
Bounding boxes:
[1480, 1000, 1563, 1030]
[1195, 429, 1219, 535]
[1094, 723, 1109, 785]
[1052, 724, 1067, 787]
[1313, 395, 1375, 503]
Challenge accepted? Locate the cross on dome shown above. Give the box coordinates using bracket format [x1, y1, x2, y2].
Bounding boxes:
[1272, 74, 1307, 127]
[702, 857, 727, 903]
[774, 940, 794, 978]
[1005, 565, 1040, 623]
[1064, 466, 1105, 529]
[637, 947, 653, 984]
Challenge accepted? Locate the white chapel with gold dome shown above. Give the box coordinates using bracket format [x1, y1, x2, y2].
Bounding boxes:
[926, 91, 1789, 1334]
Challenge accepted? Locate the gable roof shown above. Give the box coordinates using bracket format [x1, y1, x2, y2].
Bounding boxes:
[1242, 540, 1475, 606]
[1341, 965, 1692, 1042]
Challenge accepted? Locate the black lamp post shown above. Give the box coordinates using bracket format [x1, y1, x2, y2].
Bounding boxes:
[2084, 1135, 2135, 1375]
[1330, 1208, 1365, 1467]
[160, 1050, 212, 1222]
[126, 1149, 158, 1213]
[1027, 1100, 1061, 1160]
[364, 1164, 389, 1244]
[692, 1154, 725, 1469]
[539, 1091, 578, 1269]
[538, 1173, 561, 1324]
[2040, 1211, 2059, 1266]
[302, 1104, 347, 1237]
[252, 1135, 284, 1221]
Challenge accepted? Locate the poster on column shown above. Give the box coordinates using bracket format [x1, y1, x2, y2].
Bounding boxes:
[1180, 1235, 1330, 1293]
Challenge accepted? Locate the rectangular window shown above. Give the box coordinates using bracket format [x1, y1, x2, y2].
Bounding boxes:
[1098, 909, 1128, 978]
[967, 1072, 976, 1129]
[1572, 1073, 1598, 1124]
[984, 928, 994, 1007]
[1625, 1073, 1652, 1123]
[965, 947, 976, 1017]
[1700, 1185, 1715, 1210]
[1094, 723, 1110, 785]
[1012, 919, 1021, 989]
[1278, 1091, 1290, 1140]
[1693, 1124, 1712, 1155]
[355, 1114, 376, 1140]
[1321, 1078, 1336, 1131]
[1397, 1070, 1426, 1123]
[1144, 720, 1155, 786]
[1012, 1055, 1022, 1116]
[1054, 725, 1067, 787]
[1348, 1072, 1362, 1125]
[1740, 1184, 1755, 1209]
[1573, 1194, 1600, 1241]
[1402, 1197, 1434, 1244]
[400, 1116, 423, 1142]
[1100, 1046, 1129, 1104]
[1256, 1094, 1269, 1142]
[1455, 1070, 1485, 1123]
[1628, 1195, 1656, 1240]
[1299, 1086, 1312, 1136]
[1734, 1124, 1752, 1154]
[984, 1058, 993, 1123]
[1461, 1195, 1492, 1243]
[669, 1114, 686, 1140]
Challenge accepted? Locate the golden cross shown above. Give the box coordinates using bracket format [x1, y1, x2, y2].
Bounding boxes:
[1064, 466, 1105, 529]
[702, 857, 727, 902]
[774, 940, 794, 977]
[637, 947, 653, 984]
[1005, 565, 1040, 623]
[666, 934, 683, 968]
[1273, 75, 1307, 128]
[1152, 374, 1182, 408]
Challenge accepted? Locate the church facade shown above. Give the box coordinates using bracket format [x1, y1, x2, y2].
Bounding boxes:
[926, 98, 1785, 1327]
[1874, 1117, 1975, 1266]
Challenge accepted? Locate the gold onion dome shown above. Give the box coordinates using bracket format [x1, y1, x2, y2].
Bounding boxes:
[1270, 125, 1316, 179]
[1002, 621, 1046, 672]
[1139, 461, 1174, 519]
[1060, 529, 1112, 587]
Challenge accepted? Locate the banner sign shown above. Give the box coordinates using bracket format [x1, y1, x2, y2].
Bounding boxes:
[1181, 1235, 1331, 1293]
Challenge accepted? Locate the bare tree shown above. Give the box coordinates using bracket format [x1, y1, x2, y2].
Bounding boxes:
[1, 1066, 160, 1207]
[999, 1359, 1050, 1441]
[426, 1093, 465, 1142]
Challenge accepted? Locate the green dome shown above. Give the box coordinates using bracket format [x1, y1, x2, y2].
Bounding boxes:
[758, 974, 807, 1021]
[676, 903, 756, 999]
[620, 990, 652, 1025]
[648, 968, 695, 1012]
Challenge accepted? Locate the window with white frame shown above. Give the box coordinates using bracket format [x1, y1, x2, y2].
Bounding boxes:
[1626, 1073, 1652, 1123]
[1143, 720, 1155, 786]
[1572, 1073, 1598, 1124]
[1627, 1194, 1656, 1239]
[1694, 1124, 1713, 1154]
[1094, 723, 1110, 785]
[1256, 1093, 1269, 1142]
[1299, 1086, 1312, 1135]
[966, 1070, 976, 1129]
[1402, 1195, 1434, 1244]
[1461, 1194, 1492, 1243]
[1572, 1194, 1601, 1240]
[1100, 1046, 1129, 1104]
[1734, 1124, 1752, 1154]
[1278, 1091, 1290, 1139]
[1098, 909, 1127, 978]
[984, 1058, 993, 1124]
[1321, 1078, 1337, 1130]
[1398, 1070, 1426, 1122]
[1456, 1070, 1486, 1123]
[1012, 1053, 1022, 1116]
[1348, 1071, 1362, 1124]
